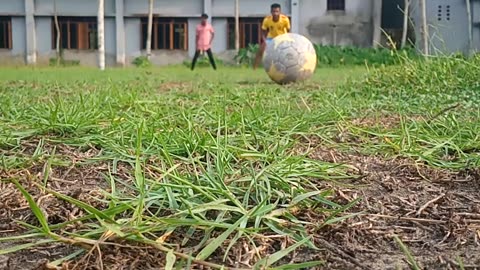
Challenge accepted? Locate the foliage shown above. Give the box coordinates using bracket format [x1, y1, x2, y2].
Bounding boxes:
[182, 53, 224, 68]
[132, 55, 152, 68]
[341, 55, 480, 168]
[234, 43, 259, 66]
[48, 57, 80, 67]
[232, 43, 420, 68]
[0, 66, 359, 268]
[314, 44, 419, 67]
[1, 55, 480, 267]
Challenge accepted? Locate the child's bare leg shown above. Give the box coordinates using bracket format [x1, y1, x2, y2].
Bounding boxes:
[253, 41, 266, 69]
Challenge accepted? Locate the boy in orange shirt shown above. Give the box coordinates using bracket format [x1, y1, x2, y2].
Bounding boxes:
[191, 13, 217, 70]
[253, 3, 291, 69]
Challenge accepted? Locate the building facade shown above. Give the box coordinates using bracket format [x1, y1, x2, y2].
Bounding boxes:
[410, 0, 480, 56]
[1, 0, 477, 67]
[0, 0, 387, 66]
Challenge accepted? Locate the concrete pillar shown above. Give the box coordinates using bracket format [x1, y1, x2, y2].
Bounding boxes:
[116, 0, 126, 66]
[98, 0, 105, 70]
[25, 0, 36, 64]
[291, 0, 300, 33]
[372, 0, 383, 48]
[203, 0, 212, 23]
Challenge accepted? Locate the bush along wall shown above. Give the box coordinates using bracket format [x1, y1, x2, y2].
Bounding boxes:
[233, 43, 420, 68]
[314, 45, 420, 67]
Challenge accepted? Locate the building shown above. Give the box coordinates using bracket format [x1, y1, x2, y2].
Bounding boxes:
[0, 0, 409, 67]
[410, 0, 480, 56]
[0, 0, 385, 67]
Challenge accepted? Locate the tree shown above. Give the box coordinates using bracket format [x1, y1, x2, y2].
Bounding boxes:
[146, 0, 154, 59]
[53, 0, 61, 65]
[98, 0, 105, 70]
[419, 0, 429, 55]
[401, 0, 409, 48]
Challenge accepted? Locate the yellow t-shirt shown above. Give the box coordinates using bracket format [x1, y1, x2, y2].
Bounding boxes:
[261, 14, 290, 38]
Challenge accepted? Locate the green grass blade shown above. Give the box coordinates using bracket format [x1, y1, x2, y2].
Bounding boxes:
[98, 219, 125, 237]
[0, 233, 44, 242]
[456, 256, 465, 270]
[270, 261, 324, 269]
[40, 185, 115, 223]
[49, 249, 84, 266]
[11, 179, 51, 234]
[0, 239, 55, 255]
[323, 197, 361, 226]
[165, 249, 176, 270]
[255, 237, 312, 268]
[393, 235, 421, 270]
[323, 212, 364, 226]
[195, 215, 248, 261]
[291, 190, 322, 205]
[42, 146, 55, 187]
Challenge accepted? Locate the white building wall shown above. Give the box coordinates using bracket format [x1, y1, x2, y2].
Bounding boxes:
[34, 0, 116, 17]
[212, 18, 228, 54]
[11, 17, 26, 55]
[0, 16, 26, 65]
[0, 0, 24, 15]
[188, 18, 200, 57]
[212, 0, 291, 17]
[124, 0, 203, 17]
[299, 0, 374, 47]
[0, 0, 391, 66]
[35, 16, 53, 65]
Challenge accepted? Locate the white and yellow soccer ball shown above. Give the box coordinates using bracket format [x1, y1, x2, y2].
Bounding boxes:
[262, 33, 317, 84]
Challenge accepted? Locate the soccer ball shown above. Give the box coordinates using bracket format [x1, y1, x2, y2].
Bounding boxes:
[262, 33, 317, 84]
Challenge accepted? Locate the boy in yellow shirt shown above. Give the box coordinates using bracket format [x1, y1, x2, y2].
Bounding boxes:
[253, 3, 291, 69]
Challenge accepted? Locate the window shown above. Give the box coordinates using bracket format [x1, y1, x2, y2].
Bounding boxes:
[227, 18, 263, 49]
[141, 18, 188, 50]
[327, 0, 345, 11]
[52, 17, 98, 50]
[0, 17, 12, 49]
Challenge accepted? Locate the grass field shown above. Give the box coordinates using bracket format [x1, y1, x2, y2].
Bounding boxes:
[1, 59, 480, 270]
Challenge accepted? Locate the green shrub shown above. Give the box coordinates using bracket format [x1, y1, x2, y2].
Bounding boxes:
[232, 43, 419, 68]
[132, 56, 152, 68]
[183, 54, 224, 68]
[49, 58, 80, 67]
[314, 45, 419, 67]
[234, 44, 259, 67]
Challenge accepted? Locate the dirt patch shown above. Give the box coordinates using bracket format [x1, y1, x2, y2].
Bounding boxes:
[0, 243, 78, 270]
[157, 82, 192, 92]
[0, 140, 134, 270]
[299, 144, 480, 269]
[1, 137, 480, 269]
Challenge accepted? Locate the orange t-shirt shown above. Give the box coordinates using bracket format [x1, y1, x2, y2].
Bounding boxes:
[196, 23, 214, 51]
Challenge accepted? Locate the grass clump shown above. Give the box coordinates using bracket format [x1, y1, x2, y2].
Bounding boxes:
[0, 69, 360, 268]
[1, 54, 479, 268]
[328, 55, 480, 169]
